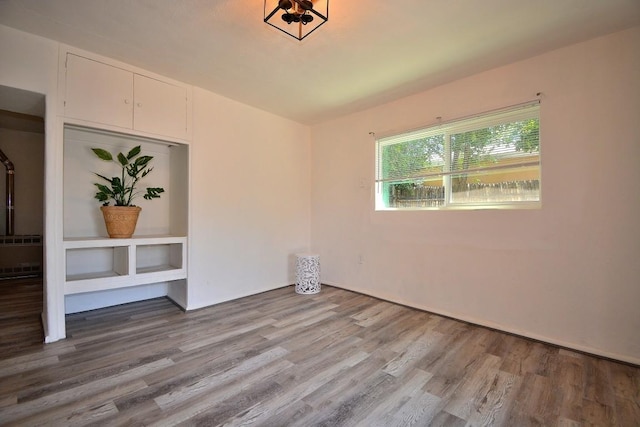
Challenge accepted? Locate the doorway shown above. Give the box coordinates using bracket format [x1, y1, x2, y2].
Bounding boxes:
[0, 85, 45, 356]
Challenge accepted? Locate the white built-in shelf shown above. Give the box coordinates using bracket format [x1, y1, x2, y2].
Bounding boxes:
[59, 49, 191, 316]
[63, 235, 186, 248]
[63, 235, 187, 295]
[66, 270, 123, 282]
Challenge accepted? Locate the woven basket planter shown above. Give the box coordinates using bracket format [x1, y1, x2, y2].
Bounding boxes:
[100, 206, 141, 238]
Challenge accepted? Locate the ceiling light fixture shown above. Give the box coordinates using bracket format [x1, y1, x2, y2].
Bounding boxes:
[264, 0, 329, 41]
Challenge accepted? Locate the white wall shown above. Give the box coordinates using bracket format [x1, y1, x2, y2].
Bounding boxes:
[310, 27, 640, 364]
[188, 87, 311, 309]
[0, 26, 58, 96]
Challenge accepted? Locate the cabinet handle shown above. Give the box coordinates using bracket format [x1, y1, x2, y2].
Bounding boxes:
[136, 102, 142, 108]
[124, 99, 130, 104]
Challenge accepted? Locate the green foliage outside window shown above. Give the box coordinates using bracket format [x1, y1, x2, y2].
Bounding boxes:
[376, 106, 540, 209]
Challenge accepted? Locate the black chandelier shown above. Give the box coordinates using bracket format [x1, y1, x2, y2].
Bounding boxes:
[264, 0, 329, 41]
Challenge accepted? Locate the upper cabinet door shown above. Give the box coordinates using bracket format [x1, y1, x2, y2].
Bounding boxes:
[133, 74, 188, 140]
[64, 54, 134, 129]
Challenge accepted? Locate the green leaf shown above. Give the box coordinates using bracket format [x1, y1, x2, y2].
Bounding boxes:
[135, 156, 153, 168]
[143, 187, 165, 200]
[127, 145, 141, 159]
[140, 167, 153, 178]
[117, 152, 128, 166]
[94, 192, 109, 202]
[92, 148, 113, 161]
[111, 177, 124, 193]
[126, 165, 139, 177]
[94, 173, 113, 184]
[94, 183, 113, 195]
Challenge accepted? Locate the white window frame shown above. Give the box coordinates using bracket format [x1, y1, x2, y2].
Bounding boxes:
[375, 102, 541, 211]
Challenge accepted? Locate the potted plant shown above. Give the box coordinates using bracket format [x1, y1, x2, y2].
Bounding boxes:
[92, 145, 164, 238]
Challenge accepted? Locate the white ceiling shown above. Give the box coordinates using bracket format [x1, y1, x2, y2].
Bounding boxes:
[1, 0, 639, 125]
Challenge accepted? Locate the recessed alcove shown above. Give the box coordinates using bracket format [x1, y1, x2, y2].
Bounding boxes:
[62, 125, 188, 312]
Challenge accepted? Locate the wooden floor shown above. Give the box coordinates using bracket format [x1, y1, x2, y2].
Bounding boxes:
[0, 277, 44, 356]
[0, 286, 638, 426]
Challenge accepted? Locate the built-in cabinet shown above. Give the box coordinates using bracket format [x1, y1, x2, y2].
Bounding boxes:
[59, 47, 191, 314]
[63, 53, 190, 141]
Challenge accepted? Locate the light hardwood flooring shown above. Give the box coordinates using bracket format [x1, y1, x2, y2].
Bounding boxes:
[0, 285, 638, 426]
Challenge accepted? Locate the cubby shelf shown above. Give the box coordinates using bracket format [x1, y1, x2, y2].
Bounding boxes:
[63, 235, 187, 295]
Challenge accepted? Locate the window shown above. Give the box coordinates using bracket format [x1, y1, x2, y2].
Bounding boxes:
[375, 103, 540, 210]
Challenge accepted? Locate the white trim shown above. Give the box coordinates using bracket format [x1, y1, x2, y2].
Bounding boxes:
[185, 283, 292, 311]
[43, 108, 66, 342]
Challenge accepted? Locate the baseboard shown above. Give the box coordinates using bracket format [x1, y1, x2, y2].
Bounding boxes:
[323, 281, 640, 366]
[166, 294, 187, 311]
[41, 311, 53, 343]
[184, 283, 292, 311]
